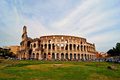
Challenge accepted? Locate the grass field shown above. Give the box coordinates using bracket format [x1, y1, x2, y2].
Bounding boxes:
[0, 59, 120, 80]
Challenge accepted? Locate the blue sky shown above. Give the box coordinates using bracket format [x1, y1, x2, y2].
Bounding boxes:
[0, 0, 120, 52]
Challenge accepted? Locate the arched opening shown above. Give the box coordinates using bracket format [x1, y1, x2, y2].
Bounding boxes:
[41, 44, 43, 49]
[61, 53, 64, 60]
[52, 44, 55, 50]
[44, 44, 47, 49]
[74, 53, 76, 60]
[85, 54, 87, 60]
[52, 53, 55, 60]
[36, 53, 39, 60]
[81, 45, 83, 51]
[70, 53, 72, 60]
[48, 53, 51, 60]
[33, 43, 36, 48]
[65, 53, 68, 60]
[69, 44, 72, 50]
[48, 44, 51, 50]
[56, 53, 59, 60]
[78, 54, 80, 60]
[43, 53, 46, 60]
[87, 54, 89, 60]
[81, 54, 83, 60]
[33, 53, 35, 59]
[65, 44, 68, 50]
[77, 45, 79, 50]
[81, 42, 82, 44]
[73, 44, 76, 50]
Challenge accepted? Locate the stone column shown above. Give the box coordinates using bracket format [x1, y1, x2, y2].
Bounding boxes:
[59, 53, 61, 60]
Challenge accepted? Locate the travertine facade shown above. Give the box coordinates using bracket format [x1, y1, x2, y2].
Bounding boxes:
[8, 46, 20, 54]
[18, 26, 97, 60]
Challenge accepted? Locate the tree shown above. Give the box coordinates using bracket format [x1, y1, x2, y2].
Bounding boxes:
[107, 49, 115, 56]
[116, 43, 120, 55]
[107, 43, 120, 56]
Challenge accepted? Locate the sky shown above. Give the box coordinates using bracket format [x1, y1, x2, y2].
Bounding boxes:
[0, 0, 120, 52]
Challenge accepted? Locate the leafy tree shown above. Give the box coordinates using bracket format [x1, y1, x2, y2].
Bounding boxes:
[107, 49, 114, 56]
[107, 42, 120, 56]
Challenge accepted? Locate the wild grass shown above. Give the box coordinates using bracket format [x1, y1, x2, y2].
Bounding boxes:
[0, 59, 120, 80]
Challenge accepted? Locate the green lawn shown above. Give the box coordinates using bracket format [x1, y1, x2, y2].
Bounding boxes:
[0, 59, 120, 80]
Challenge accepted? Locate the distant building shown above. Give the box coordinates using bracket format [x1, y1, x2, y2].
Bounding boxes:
[96, 52, 108, 58]
[18, 26, 97, 60]
[4, 46, 20, 55]
[8, 46, 20, 54]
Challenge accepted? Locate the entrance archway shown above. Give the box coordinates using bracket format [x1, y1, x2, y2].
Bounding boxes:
[61, 53, 64, 60]
[56, 53, 59, 60]
[52, 53, 55, 60]
[74, 54, 76, 60]
[48, 53, 51, 60]
[65, 53, 68, 60]
[78, 54, 80, 60]
[81, 54, 83, 60]
[33, 53, 35, 59]
[36, 53, 39, 60]
[70, 53, 72, 60]
[43, 53, 46, 60]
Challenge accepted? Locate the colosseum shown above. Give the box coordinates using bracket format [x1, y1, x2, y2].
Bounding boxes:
[18, 26, 97, 61]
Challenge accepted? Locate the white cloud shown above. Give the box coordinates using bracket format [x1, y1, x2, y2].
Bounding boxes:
[0, 0, 120, 52]
[51, 0, 102, 29]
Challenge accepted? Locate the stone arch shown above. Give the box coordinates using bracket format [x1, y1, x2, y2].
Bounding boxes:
[87, 54, 89, 60]
[77, 45, 79, 50]
[56, 53, 59, 60]
[52, 44, 55, 50]
[65, 44, 68, 50]
[69, 44, 72, 50]
[65, 53, 68, 60]
[78, 54, 80, 60]
[61, 53, 64, 60]
[33, 43, 36, 48]
[36, 53, 39, 60]
[85, 54, 87, 60]
[52, 53, 55, 60]
[48, 44, 51, 50]
[81, 54, 83, 60]
[41, 44, 43, 49]
[74, 53, 76, 60]
[44, 44, 47, 49]
[73, 44, 76, 50]
[81, 45, 83, 51]
[48, 53, 51, 60]
[33, 53, 35, 59]
[43, 53, 46, 60]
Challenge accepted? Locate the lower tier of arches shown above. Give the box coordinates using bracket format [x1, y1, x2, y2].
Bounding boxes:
[19, 52, 96, 61]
